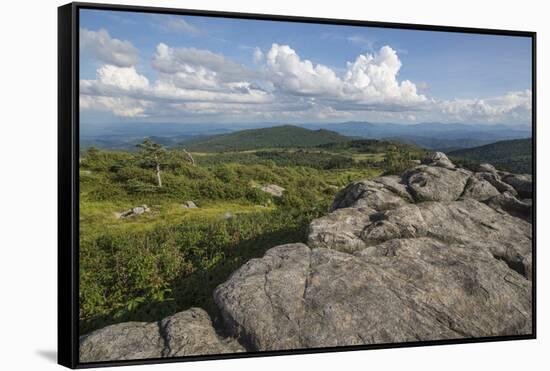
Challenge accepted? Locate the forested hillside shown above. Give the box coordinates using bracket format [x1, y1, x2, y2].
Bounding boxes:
[178, 125, 351, 152]
[449, 138, 532, 174]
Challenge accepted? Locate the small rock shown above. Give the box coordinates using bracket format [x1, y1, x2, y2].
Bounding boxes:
[132, 206, 146, 215]
[115, 205, 150, 219]
[259, 184, 285, 197]
[182, 201, 198, 209]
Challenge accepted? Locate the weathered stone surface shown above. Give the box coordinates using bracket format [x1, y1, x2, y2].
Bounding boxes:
[486, 191, 532, 223]
[476, 172, 518, 196]
[372, 175, 413, 201]
[421, 151, 456, 169]
[214, 239, 531, 351]
[79, 308, 242, 362]
[405, 166, 471, 202]
[460, 175, 501, 201]
[475, 163, 498, 174]
[362, 200, 532, 279]
[159, 308, 244, 357]
[307, 207, 374, 252]
[214, 244, 311, 351]
[502, 174, 533, 198]
[80, 322, 163, 362]
[360, 203, 427, 244]
[331, 179, 408, 211]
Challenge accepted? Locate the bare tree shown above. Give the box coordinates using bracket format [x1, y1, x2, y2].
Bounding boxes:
[182, 148, 195, 167]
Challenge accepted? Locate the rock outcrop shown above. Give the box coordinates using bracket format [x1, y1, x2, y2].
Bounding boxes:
[81, 152, 533, 362]
[214, 239, 531, 350]
[215, 153, 533, 350]
[79, 308, 243, 362]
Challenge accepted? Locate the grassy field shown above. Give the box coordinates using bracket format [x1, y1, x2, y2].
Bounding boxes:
[78, 141, 420, 334]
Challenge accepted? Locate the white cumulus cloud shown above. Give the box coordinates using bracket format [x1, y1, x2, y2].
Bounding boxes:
[80, 28, 139, 67]
[344, 46, 426, 105]
[264, 44, 426, 109]
[79, 36, 531, 124]
[439, 90, 532, 122]
[266, 43, 343, 96]
[80, 95, 150, 117]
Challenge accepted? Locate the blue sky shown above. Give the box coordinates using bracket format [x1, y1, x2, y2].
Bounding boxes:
[79, 9, 532, 126]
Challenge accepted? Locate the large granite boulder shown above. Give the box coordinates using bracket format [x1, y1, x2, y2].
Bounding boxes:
[79, 308, 243, 362]
[214, 239, 531, 351]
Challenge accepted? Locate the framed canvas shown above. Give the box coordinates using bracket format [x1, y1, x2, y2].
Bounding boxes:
[58, 2, 536, 368]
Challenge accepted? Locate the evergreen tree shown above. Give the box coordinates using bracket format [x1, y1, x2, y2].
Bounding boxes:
[137, 139, 167, 187]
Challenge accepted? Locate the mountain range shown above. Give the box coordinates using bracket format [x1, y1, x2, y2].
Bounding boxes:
[299, 122, 532, 151]
[80, 121, 532, 152]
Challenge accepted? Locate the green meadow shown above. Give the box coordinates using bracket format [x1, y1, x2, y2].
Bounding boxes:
[78, 134, 423, 334]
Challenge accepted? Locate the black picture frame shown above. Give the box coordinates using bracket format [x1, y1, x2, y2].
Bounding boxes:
[58, 2, 537, 369]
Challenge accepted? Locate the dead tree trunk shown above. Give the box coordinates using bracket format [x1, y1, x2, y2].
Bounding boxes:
[182, 148, 195, 166]
[155, 162, 162, 187]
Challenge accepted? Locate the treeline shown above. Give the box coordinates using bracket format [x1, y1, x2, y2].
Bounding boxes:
[449, 138, 532, 174]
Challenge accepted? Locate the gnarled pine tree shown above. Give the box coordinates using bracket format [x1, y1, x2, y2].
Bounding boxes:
[137, 139, 167, 187]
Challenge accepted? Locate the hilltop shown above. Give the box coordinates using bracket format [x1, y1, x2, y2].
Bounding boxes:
[80, 152, 532, 361]
[178, 125, 351, 152]
[449, 138, 532, 174]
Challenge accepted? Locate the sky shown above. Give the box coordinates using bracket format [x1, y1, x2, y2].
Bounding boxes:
[79, 9, 533, 126]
